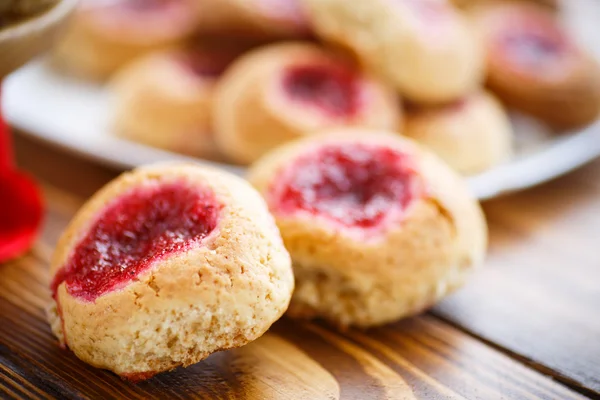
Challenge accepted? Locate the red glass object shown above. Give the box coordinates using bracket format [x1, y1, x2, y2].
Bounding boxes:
[0, 86, 44, 263]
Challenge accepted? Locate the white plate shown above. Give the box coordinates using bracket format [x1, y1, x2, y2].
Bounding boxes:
[3, 0, 600, 200]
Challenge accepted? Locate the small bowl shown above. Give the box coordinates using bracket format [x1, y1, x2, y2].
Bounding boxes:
[0, 0, 79, 79]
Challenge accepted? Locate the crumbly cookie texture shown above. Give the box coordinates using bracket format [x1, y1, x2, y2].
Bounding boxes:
[303, 0, 484, 104]
[213, 42, 401, 165]
[47, 163, 293, 379]
[248, 132, 487, 328]
[404, 91, 513, 175]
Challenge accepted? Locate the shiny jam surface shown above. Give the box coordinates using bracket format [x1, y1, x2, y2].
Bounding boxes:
[271, 144, 420, 229]
[282, 64, 361, 118]
[51, 181, 220, 302]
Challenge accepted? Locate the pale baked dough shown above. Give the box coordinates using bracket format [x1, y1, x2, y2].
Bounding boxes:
[213, 42, 401, 165]
[303, 0, 484, 104]
[110, 48, 230, 160]
[248, 131, 487, 328]
[51, 0, 199, 81]
[47, 163, 294, 378]
[403, 91, 513, 175]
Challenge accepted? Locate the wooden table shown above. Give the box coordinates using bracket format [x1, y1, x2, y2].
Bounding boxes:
[1, 134, 599, 399]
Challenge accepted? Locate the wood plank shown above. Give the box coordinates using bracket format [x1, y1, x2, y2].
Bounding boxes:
[434, 159, 600, 397]
[0, 134, 588, 399]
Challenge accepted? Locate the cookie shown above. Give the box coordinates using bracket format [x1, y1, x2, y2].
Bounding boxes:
[403, 91, 513, 175]
[303, 0, 484, 103]
[195, 0, 310, 39]
[471, 1, 600, 129]
[110, 46, 239, 160]
[248, 131, 487, 328]
[213, 42, 401, 165]
[52, 0, 200, 81]
[47, 163, 294, 380]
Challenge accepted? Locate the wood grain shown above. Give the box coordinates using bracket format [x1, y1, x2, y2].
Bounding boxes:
[434, 159, 600, 397]
[0, 134, 594, 399]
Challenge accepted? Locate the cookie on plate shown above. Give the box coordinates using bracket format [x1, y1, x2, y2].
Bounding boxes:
[47, 163, 294, 380]
[52, 0, 200, 81]
[303, 0, 484, 104]
[195, 0, 310, 39]
[111, 46, 239, 160]
[213, 42, 401, 165]
[470, 1, 600, 128]
[248, 131, 487, 328]
[403, 91, 513, 175]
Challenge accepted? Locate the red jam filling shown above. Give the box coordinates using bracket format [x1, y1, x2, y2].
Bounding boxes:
[51, 181, 220, 302]
[282, 64, 361, 118]
[270, 144, 420, 229]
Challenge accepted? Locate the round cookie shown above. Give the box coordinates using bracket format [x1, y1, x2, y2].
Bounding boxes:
[248, 131, 487, 328]
[110, 46, 239, 160]
[195, 0, 310, 39]
[303, 0, 484, 104]
[470, 1, 600, 129]
[403, 91, 513, 175]
[47, 163, 294, 380]
[213, 42, 401, 165]
[52, 0, 200, 81]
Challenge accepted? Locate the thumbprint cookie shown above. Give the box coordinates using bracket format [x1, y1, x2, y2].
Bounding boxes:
[303, 0, 484, 103]
[248, 132, 487, 328]
[47, 163, 294, 380]
[470, 1, 600, 128]
[213, 42, 401, 164]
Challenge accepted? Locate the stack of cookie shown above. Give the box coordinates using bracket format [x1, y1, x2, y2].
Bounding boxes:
[52, 0, 600, 175]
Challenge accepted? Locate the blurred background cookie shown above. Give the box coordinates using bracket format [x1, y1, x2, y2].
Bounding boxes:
[111, 45, 240, 160]
[248, 132, 487, 328]
[403, 91, 513, 175]
[213, 42, 401, 164]
[303, 0, 484, 104]
[471, 1, 600, 129]
[52, 0, 200, 81]
[195, 0, 310, 39]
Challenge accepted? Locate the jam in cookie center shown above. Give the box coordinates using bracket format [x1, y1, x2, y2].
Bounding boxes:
[51, 181, 220, 302]
[282, 64, 361, 118]
[271, 143, 420, 229]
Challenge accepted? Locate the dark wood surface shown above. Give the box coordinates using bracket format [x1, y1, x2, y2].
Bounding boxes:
[1, 134, 598, 399]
